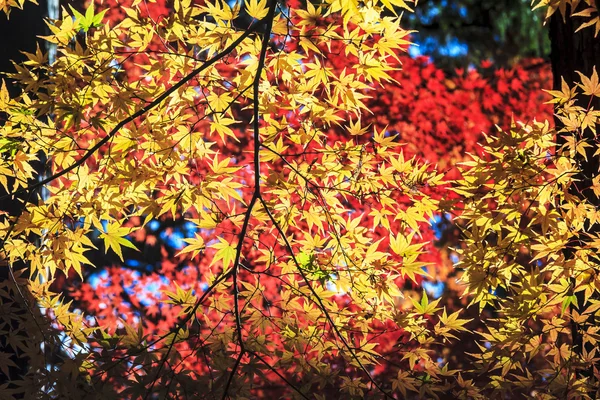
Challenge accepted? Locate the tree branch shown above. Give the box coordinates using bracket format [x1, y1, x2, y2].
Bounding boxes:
[221, 1, 278, 398]
[0, 20, 261, 202]
[258, 196, 394, 399]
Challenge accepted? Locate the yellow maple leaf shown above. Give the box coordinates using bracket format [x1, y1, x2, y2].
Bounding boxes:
[244, 0, 268, 20]
[378, 0, 413, 14]
[210, 237, 237, 270]
[177, 233, 206, 259]
[577, 66, 600, 97]
[99, 222, 138, 261]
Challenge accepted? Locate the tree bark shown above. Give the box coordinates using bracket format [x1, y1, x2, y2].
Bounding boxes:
[550, 4, 600, 168]
[549, 2, 600, 380]
[0, 2, 47, 394]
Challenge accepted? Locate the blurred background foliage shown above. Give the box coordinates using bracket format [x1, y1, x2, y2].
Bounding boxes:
[405, 0, 550, 69]
[0, 0, 551, 80]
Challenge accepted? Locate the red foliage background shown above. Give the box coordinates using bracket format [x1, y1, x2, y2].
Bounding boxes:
[51, 0, 553, 393]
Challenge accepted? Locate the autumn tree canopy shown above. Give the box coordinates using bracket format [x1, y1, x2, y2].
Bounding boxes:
[0, 0, 599, 399]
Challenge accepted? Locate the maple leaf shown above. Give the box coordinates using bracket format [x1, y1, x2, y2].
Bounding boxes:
[163, 282, 197, 315]
[69, 3, 108, 32]
[244, 0, 268, 20]
[410, 290, 442, 315]
[210, 237, 237, 270]
[573, 7, 600, 37]
[0, 352, 18, 378]
[438, 308, 472, 332]
[378, 0, 413, 14]
[177, 233, 206, 259]
[576, 66, 600, 97]
[99, 222, 139, 261]
[392, 371, 418, 397]
[544, 77, 576, 104]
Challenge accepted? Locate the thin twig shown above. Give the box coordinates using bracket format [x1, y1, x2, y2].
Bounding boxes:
[0, 21, 261, 202]
[259, 196, 395, 399]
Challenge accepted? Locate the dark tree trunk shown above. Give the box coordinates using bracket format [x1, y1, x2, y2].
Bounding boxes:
[0, 1, 48, 97]
[549, 2, 600, 380]
[550, 4, 600, 178]
[0, 2, 48, 394]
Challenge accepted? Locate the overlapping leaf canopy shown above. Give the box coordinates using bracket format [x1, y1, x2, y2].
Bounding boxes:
[0, 0, 599, 398]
